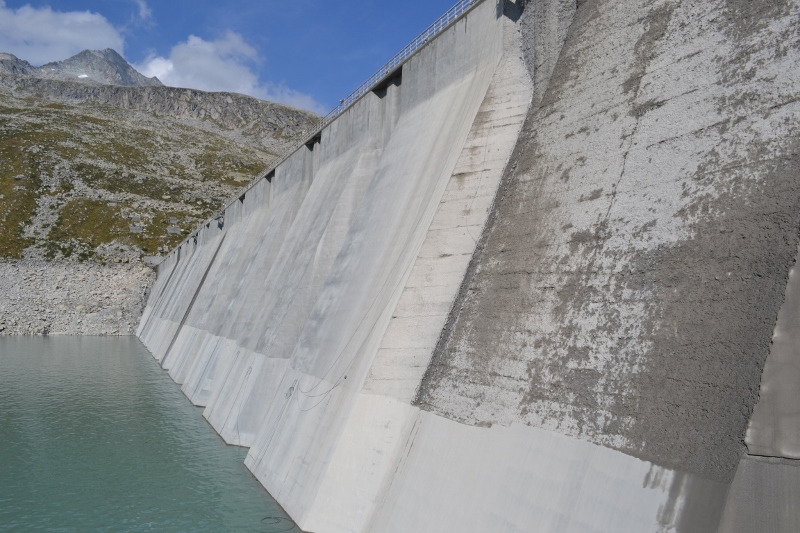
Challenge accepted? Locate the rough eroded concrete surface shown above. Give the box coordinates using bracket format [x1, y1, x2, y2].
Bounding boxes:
[519, 0, 576, 107]
[418, 0, 800, 483]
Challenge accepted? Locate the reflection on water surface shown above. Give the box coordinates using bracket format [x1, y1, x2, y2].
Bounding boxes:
[0, 336, 295, 532]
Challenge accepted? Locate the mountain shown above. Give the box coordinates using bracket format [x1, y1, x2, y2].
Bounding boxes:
[0, 51, 319, 264]
[0, 53, 35, 76]
[0, 49, 317, 154]
[0, 49, 162, 87]
[0, 49, 320, 335]
[0, 75, 315, 154]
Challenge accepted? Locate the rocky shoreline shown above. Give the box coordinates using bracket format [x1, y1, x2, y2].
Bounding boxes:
[0, 259, 154, 335]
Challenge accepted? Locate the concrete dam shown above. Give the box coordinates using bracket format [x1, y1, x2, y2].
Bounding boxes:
[137, 0, 800, 531]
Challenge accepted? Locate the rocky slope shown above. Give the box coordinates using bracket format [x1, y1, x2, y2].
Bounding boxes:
[0, 260, 152, 335]
[0, 50, 319, 335]
[0, 74, 314, 154]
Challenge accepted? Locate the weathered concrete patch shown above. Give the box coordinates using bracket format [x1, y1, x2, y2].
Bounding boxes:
[417, 0, 800, 483]
[519, 0, 577, 108]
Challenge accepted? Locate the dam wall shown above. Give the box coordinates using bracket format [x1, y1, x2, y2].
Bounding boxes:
[415, 0, 800, 531]
[139, 0, 800, 531]
[140, 1, 527, 530]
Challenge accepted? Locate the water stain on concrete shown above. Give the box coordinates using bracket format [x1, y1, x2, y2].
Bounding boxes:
[417, 0, 800, 485]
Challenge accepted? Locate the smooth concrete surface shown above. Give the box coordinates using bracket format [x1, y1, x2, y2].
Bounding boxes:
[362, 6, 534, 405]
[139, 2, 521, 530]
[286, 23, 536, 532]
[747, 244, 800, 459]
[370, 411, 728, 533]
[245, 10, 520, 530]
[718, 455, 800, 533]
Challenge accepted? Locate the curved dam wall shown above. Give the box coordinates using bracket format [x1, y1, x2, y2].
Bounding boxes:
[138, 0, 800, 532]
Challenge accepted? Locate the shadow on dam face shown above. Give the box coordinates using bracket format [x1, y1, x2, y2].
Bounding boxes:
[136, 0, 800, 531]
[372, 68, 402, 99]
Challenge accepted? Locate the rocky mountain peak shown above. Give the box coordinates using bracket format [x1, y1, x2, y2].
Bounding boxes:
[0, 48, 162, 87]
[0, 52, 35, 76]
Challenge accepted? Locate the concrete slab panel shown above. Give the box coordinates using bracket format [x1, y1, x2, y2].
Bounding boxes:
[718, 455, 800, 533]
[747, 245, 800, 459]
[370, 411, 728, 533]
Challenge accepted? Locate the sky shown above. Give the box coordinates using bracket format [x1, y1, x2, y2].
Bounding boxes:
[0, 0, 460, 114]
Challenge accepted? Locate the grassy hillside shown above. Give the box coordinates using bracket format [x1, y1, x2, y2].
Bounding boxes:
[0, 91, 313, 263]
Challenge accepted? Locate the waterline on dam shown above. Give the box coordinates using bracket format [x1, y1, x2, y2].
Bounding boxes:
[0, 336, 294, 533]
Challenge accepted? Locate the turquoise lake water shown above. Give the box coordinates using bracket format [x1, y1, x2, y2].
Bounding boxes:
[0, 336, 296, 532]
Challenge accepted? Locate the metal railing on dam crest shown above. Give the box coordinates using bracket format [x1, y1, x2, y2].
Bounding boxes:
[180, 0, 489, 246]
[303, 0, 485, 134]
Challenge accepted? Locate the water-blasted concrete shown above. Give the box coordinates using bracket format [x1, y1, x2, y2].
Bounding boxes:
[138, 0, 800, 531]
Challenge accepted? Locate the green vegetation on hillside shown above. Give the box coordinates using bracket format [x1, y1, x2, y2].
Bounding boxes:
[0, 91, 299, 263]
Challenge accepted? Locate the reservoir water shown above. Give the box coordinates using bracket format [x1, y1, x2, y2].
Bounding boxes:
[0, 336, 296, 532]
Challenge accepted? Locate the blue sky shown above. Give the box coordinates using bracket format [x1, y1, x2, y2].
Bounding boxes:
[0, 0, 459, 113]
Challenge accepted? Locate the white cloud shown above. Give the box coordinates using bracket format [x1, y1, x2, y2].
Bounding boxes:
[137, 32, 326, 114]
[260, 84, 328, 116]
[134, 0, 152, 21]
[0, 1, 124, 65]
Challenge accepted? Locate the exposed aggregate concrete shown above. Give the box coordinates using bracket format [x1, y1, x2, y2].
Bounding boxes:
[418, 0, 800, 483]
